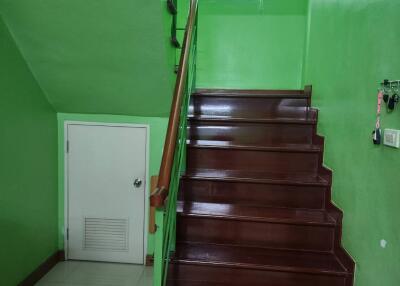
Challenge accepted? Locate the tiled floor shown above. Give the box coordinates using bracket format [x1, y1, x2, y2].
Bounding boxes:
[35, 261, 152, 286]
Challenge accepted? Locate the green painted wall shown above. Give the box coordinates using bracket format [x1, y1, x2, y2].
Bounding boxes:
[57, 113, 168, 256]
[0, 17, 58, 285]
[0, 0, 175, 117]
[303, 1, 400, 285]
[2, 1, 399, 285]
[196, 0, 308, 90]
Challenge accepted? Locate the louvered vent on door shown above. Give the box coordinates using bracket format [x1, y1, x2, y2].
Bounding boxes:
[84, 218, 129, 251]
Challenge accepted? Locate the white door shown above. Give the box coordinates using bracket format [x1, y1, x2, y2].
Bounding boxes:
[66, 123, 147, 264]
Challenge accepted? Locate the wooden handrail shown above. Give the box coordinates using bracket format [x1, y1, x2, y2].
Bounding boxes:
[150, 0, 198, 208]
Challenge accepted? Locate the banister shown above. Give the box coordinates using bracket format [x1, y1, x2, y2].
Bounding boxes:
[150, 0, 198, 208]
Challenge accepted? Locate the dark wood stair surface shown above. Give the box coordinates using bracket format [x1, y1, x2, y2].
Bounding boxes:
[188, 115, 317, 124]
[179, 178, 327, 209]
[172, 242, 348, 275]
[177, 201, 336, 226]
[169, 88, 354, 286]
[189, 89, 315, 120]
[188, 120, 316, 146]
[184, 169, 329, 186]
[193, 88, 307, 97]
[187, 140, 322, 152]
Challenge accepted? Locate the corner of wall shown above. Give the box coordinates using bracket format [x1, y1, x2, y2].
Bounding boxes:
[0, 14, 56, 112]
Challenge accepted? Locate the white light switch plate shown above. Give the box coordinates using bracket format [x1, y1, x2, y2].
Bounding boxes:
[383, 129, 400, 148]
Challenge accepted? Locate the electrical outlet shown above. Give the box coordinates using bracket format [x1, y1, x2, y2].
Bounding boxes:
[383, 129, 400, 148]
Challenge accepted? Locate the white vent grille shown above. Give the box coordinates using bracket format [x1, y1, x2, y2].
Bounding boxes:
[84, 218, 129, 251]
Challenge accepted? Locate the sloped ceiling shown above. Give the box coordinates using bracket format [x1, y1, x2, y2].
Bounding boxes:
[0, 0, 175, 117]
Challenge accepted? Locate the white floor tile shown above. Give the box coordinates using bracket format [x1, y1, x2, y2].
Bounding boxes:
[35, 261, 153, 286]
[137, 268, 153, 286]
[37, 261, 79, 283]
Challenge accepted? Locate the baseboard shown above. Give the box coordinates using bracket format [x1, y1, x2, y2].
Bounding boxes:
[145, 254, 154, 266]
[18, 250, 65, 286]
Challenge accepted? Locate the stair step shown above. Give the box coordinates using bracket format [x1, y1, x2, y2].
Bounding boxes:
[190, 105, 314, 120]
[176, 203, 335, 251]
[190, 98, 314, 120]
[188, 115, 317, 124]
[171, 243, 348, 275]
[188, 120, 315, 146]
[190, 89, 313, 121]
[187, 140, 321, 152]
[168, 243, 351, 286]
[179, 178, 327, 209]
[168, 264, 349, 286]
[184, 169, 329, 186]
[193, 89, 307, 98]
[187, 144, 320, 175]
[167, 281, 232, 286]
[177, 202, 335, 226]
[167, 280, 232, 286]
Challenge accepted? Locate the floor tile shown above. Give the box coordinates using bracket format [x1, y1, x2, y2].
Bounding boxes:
[36, 261, 79, 283]
[136, 267, 153, 286]
[36, 261, 152, 286]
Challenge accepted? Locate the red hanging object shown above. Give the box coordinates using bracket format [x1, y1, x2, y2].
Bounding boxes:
[372, 91, 383, 144]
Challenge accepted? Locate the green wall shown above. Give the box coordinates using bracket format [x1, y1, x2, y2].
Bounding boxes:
[0, 0, 175, 261]
[303, 1, 400, 285]
[2, 1, 399, 285]
[0, 17, 58, 285]
[196, 0, 308, 90]
[0, 0, 175, 117]
[57, 113, 168, 256]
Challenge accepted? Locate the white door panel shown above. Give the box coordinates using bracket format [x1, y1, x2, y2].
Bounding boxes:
[67, 124, 147, 264]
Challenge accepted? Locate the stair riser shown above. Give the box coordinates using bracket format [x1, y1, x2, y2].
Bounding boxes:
[190, 96, 311, 118]
[188, 122, 315, 145]
[179, 179, 326, 209]
[168, 264, 347, 286]
[187, 148, 319, 175]
[177, 216, 334, 251]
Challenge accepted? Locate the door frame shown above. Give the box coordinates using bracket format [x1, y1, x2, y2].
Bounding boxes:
[63, 121, 150, 264]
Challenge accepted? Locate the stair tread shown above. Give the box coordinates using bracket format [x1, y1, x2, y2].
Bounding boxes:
[168, 281, 232, 286]
[187, 140, 321, 152]
[190, 106, 315, 119]
[177, 202, 335, 225]
[188, 115, 317, 124]
[184, 169, 329, 186]
[172, 242, 349, 275]
[194, 89, 307, 98]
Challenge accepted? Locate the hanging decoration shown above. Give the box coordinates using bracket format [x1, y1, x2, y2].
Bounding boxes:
[372, 79, 400, 145]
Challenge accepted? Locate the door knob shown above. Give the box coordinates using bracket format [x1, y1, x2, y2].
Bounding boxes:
[133, 178, 142, 188]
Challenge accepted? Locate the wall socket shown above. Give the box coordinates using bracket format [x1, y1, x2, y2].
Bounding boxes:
[383, 129, 400, 148]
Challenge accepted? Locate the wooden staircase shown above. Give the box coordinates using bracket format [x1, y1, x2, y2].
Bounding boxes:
[166, 87, 355, 286]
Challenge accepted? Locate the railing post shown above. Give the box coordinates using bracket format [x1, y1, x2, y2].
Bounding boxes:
[150, 1, 198, 286]
[153, 208, 165, 286]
